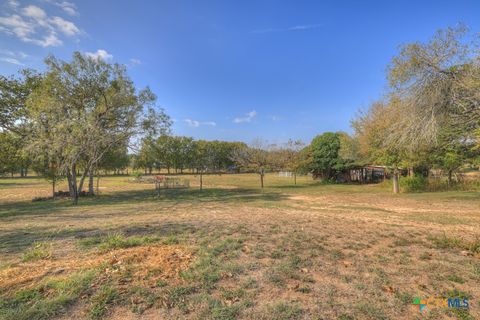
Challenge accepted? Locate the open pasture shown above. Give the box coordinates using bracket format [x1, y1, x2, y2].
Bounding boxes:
[0, 174, 479, 319]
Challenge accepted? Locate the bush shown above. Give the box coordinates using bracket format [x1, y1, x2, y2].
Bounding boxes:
[132, 172, 142, 179]
[400, 175, 427, 193]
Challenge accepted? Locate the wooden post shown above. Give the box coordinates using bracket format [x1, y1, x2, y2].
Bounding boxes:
[260, 169, 264, 189]
[393, 168, 399, 194]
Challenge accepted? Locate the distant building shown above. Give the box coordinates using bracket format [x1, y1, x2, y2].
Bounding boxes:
[278, 171, 294, 177]
[337, 165, 388, 183]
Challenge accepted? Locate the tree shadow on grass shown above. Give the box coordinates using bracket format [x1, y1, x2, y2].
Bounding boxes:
[272, 184, 312, 189]
[0, 221, 197, 256]
[0, 187, 288, 219]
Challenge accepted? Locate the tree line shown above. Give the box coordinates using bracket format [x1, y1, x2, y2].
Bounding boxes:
[134, 137, 245, 174]
[1, 25, 479, 201]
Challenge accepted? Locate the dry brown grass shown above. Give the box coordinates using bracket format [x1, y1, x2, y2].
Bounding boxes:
[0, 174, 479, 319]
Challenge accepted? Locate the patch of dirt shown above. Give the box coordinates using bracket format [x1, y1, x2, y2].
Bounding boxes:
[105, 245, 193, 287]
[0, 245, 192, 295]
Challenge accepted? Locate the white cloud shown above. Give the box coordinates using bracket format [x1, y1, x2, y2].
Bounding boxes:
[184, 119, 216, 127]
[288, 24, 321, 31]
[50, 16, 79, 36]
[129, 58, 141, 65]
[6, 0, 20, 9]
[43, 0, 78, 16]
[0, 14, 35, 38]
[0, 49, 28, 59]
[234, 110, 257, 123]
[85, 49, 113, 61]
[55, 1, 78, 16]
[32, 32, 62, 46]
[252, 24, 322, 34]
[0, 49, 14, 55]
[0, 57, 24, 65]
[0, 3, 80, 47]
[22, 5, 47, 21]
[268, 115, 281, 121]
[184, 119, 200, 127]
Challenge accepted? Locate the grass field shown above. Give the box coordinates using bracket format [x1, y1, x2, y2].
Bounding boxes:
[0, 173, 479, 319]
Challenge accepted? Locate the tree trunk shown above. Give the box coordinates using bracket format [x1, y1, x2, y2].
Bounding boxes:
[88, 169, 95, 195]
[200, 171, 203, 191]
[96, 172, 100, 195]
[67, 171, 74, 197]
[71, 164, 79, 205]
[260, 171, 264, 189]
[78, 169, 89, 195]
[52, 178, 56, 199]
[393, 169, 399, 194]
[294, 172, 297, 185]
[448, 170, 453, 188]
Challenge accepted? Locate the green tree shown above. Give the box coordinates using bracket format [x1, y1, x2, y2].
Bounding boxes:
[352, 99, 405, 192]
[0, 70, 41, 134]
[27, 53, 170, 204]
[304, 132, 349, 181]
[232, 140, 271, 189]
[0, 132, 22, 177]
[387, 25, 479, 155]
[275, 140, 305, 185]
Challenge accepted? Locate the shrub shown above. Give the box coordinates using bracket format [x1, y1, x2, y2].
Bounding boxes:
[132, 172, 142, 179]
[400, 175, 427, 193]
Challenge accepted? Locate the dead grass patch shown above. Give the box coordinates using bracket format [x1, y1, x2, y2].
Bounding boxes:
[0, 244, 192, 296]
[105, 245, 193, 287]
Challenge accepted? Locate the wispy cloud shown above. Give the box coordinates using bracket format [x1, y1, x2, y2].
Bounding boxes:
[0, 49, 28, 66]
[251, 24, 322, 34]
[0, 2, 81, 47]
[234, 110, 257, 123]
[6, 0, 20, 9]
[0, 56, 24, 65]
[44, 1, 78, 16]
[268, 115, 281, 121]
[85, 49, 113, 61]
[129, 58, 141, 66]
[184, 118, 216, 127]
[50, 16, 79, 36]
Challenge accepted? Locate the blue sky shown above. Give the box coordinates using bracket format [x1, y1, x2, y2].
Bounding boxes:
[1, 1, 479, 144]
